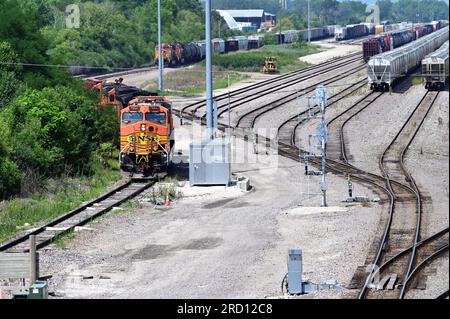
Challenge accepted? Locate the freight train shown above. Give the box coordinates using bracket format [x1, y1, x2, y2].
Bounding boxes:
[84, 78, 173, 177]
[335, 23, 373, 41]
[155, 43, 202, 67]
[422, 40, 449, 90]
[368, 26, 449, 91]
[88, 78, 157, 114]
[363, 21, 448, 61]
[153, 25, 338, 68]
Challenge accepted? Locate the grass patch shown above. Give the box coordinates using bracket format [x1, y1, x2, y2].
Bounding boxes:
[0, 163, 121, 244]
[145, 65, 249, 96]
[211, 42, 319, 73]
[411, 76, 423, 86]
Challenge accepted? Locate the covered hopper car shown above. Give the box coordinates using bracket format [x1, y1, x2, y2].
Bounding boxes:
[368, 27, 449, 91]
[422, 40, 449, 89]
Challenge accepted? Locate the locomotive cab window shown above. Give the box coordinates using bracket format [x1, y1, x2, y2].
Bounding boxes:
[146, 112, 167, 126]
[122, 112, 143, 124]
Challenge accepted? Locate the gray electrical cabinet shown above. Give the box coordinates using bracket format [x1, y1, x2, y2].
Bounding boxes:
[287, 248, 303, 294]
[189, 139, 230, 186]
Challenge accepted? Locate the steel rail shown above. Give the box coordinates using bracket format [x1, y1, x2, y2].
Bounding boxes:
[0, 180, 155, 252]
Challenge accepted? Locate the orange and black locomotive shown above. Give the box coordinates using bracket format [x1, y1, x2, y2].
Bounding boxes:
[119, 96, 174, 177]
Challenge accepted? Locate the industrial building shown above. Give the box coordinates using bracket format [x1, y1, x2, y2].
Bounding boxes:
[216, 9, 276, 31]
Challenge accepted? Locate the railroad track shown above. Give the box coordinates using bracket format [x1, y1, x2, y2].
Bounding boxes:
[0, 180, 154, 253]
[358, 90, 445, 299]
[77, 66, 157, 81]
[234, 63, 366, 129]
[176, 56, 447, 298]
[180, 53, 362, 117]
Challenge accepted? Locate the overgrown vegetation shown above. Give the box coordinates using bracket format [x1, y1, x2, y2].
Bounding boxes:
[212, 42, 318, 73]
[0, 161, 121, 243]
[146, 177, 183, 205]
[145, 66, 249, 96]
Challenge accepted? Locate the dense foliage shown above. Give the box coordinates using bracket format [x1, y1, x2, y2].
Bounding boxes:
[0, 0, 119, 199]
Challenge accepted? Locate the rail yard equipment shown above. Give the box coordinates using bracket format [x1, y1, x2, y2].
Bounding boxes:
[120, 96, 174, 177]
[262, 56, 279, 74]
[367, 26, 449, 91]
[422, 40, 449, 89]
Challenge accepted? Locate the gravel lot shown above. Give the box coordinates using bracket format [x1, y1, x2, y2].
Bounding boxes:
[38, 118, 382, 299]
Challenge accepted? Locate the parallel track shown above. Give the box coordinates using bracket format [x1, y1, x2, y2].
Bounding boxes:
[180, 53, 362, 116]
[175, 54, 447, 299]
[235, 64, 366, 128]
[358, 91, 443, 299]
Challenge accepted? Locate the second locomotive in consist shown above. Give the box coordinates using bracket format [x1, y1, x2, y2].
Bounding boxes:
[422, 41, 449, 90]
[120, 96, 174, 177]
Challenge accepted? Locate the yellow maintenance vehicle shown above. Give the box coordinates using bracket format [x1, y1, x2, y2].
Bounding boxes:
[262, 56, 279, 74]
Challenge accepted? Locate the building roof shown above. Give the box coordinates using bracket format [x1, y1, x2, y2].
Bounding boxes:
[220, 9, 265, 19]
[216, 10, 240, 30]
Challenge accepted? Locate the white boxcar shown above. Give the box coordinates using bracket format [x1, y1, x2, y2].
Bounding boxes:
[422, 40, 449, 89]
[212, 38, 225, 54]
[335, 27, 347, 40]
[368, 26, 449, 91]
[247, 35, 264, 49]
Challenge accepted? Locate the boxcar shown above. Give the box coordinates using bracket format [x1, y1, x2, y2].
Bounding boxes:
[234, 36, 249, 51]
[212, 38, 225, 54]
[368, 26, 449, 91]
[422, 40, 449, 89]
[225, 39, 239, 53]
[248, 35, 264, 49]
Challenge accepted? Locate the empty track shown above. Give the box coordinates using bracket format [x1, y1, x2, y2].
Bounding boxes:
[0, 180, 154, 253]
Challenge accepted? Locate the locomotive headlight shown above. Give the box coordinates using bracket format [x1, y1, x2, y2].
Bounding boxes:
[140, 124, 146, 132]
[129, 147, 135, 153]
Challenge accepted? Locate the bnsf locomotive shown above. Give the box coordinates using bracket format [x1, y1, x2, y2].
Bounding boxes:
[119, 96, 174, 177]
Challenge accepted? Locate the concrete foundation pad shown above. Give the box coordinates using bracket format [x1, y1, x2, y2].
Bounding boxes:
[287, 206, 348, 216]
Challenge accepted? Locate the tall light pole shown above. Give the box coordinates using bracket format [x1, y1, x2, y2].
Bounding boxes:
[158, 0, 164, 92]
[205, 0, 214, 141]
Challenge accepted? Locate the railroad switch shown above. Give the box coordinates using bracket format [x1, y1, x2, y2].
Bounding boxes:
[286, 249, 341, 295]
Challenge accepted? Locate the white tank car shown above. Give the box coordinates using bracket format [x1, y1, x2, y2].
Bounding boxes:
[367, 26, 449, 91]
[422, 40, 449, 89]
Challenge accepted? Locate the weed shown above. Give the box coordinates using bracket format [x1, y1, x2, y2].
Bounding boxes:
[361, 199, 371, 207]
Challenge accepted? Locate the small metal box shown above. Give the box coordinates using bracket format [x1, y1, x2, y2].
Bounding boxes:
[189, 139, 231, 186]
[287, 248, 303, 294]
[28, 281, 48, 299]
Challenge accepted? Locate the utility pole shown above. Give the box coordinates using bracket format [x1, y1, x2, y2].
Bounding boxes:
[308, 0, 311, 43]
[157, 0, 163, 92]
[315, 85, 328, 207]
[205, 0, 214, 141]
